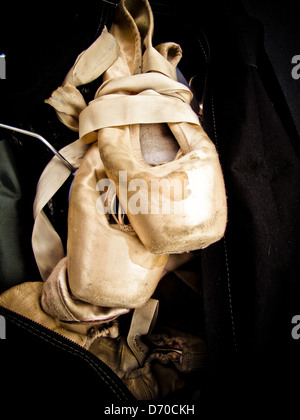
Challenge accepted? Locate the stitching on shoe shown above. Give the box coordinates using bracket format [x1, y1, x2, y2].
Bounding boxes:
[121, 0, 143, 73]
[56, 267, 79, 322]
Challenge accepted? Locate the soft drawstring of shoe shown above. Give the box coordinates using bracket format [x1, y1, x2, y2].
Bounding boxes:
[104, 183, 131, 229]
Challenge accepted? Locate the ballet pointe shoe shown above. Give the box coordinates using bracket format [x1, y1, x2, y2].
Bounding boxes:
[66, 143, 168, 308]
[78, 0, 227, 254]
